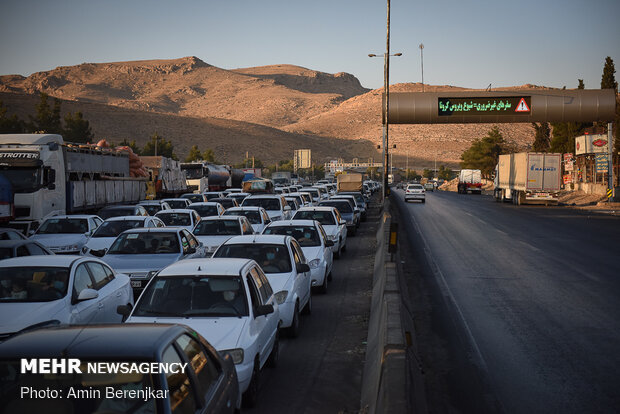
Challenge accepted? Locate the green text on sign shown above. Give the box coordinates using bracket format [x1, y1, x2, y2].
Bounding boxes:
[438, 97, 531, 116]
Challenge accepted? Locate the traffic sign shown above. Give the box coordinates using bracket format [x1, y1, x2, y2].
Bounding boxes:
[607, 189, 613, 199]
[515, 98, 530, 112]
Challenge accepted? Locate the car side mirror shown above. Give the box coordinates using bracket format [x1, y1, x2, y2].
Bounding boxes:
[339, 220, 346, 225]
[296, 263, 310, 273]
[325, 240, 334, 247]
[91, 248, 106, 257]
[255, 304, 274, 317]
[117, 304, 132, 318]
[77, 288, 98, 302]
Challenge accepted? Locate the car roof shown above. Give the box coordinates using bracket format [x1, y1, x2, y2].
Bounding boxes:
[244, 194, 281, 199]
[118, 227, 181, 234]
[221, 234, 290, 245]
[158, 257, 255, 277]
[296, 206, 336, 212]
[266, 219, 316, 227]
[0, 255, 85, 267]
[199, 215, 242, 221]
[103, 216, 149, 222]
[156, 209, 194, 214]
[162, 198, 187, 201]
[226, 206, 263, 212]
[43, 215, 99, 220]
[0, 324, 191, 359]
[188, 202, 222, 206]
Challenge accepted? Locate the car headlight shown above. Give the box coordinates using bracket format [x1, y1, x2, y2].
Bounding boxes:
[308, 259, 321, 269]
[221, 348, 244, 365]
[328, 234, 338, 241]
[274, 290, 289, 305]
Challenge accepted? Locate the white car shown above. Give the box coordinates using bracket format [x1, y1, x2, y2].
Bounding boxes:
[100, 227, 207, 295]
[81, 215, 166, 256]
[263, 220, 334, 293]
[300, 187, 321, 204]
[188, 201, 226, 218]
[192, 215, 255, 256]
[213, 234, 311, 337]
[223, 207, 272, 234]
[312, 184, 330, 200]
[155, 208, 201, 232]
[228, 192, 250, 205]
[125, 258, 279, 406]
[0, 255, 133, 338]
[241, 194, 292, 222]
[161, 198, 191, 209]
[292, 207, 347, 259]
[30, 215, 103, 254]
[405, 183, 426, 203]
[288, 192, 313, 207]
[137, 200, 172, 216]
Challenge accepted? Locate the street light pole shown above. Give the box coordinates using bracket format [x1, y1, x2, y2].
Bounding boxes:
[419, 43, 424, 92]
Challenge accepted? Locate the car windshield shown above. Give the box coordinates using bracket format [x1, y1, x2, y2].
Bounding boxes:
[37, 218, 88, 234]
[211, 199, 235, 208]
[223, 210, 261, 224]
[0, 167, 42, 193]
[134, 276, 248, 317]
[92, 220, 143, 238]
[263, 226, 320, 247]
[214, 244, 292, 273]
[108, 232, 180, 255]
[0, 247, 15, 259]
[302, 189, 319, 198]
[165, 200, 187, 209]
[242, 198, 281, 211]
[319, 201, 353, 213]
[203, 193, 221, 201]
[0, 266, 69, 302]
[157, 213, 191, 227]
[285, 199, 297, 210]
[0, 360, 156, 413]
[189, 205, 220, 218]
[98, 207, 135, 220]
[409, 185, 423, 190]
[193, 220, 241, 236]
[293, 210, 336, 225]
[140, 204, 162, 215]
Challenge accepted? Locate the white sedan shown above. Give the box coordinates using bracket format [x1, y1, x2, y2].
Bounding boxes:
[0, 255, 133, 338]
[223, 207, 271, 234]
[262, 219, 334, 293]
[293, 206, 347, 259]
[30, 215, 103, 254]
[125, 258, 279, 407]
[81, 215, 165, 256]
[213, 234, 311, 337]
[192, 215, 255, 256]
[155, 208, 201, 232]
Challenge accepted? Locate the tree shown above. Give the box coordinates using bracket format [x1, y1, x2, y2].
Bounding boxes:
[532, 122, 551, 152]
[460, 126, 509, 177]
[423, 168, 433, 179]
[141, 133, 177, 160]
[549, 79, 590, 154]
[601, 56, 618, 93]
[438, 165, 454, 180]
[28, 92, 62, 134]
[63, 111, 94, 143]
[578, 79, 585, 89]
[118, 139, 140, 153]
[202, 149, 218, 163]
[0, 100, 25, 133]
[185, 145, 202, 162]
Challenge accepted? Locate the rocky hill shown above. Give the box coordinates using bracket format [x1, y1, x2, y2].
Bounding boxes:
[0, 56, 551, 169]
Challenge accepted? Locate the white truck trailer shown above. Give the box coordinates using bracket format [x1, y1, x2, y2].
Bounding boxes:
[493, 152, 561, 205]
[457, 169, 482, 194]
[0, 134, 146, 234]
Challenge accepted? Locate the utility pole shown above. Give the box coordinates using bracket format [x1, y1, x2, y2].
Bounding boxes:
[419, 43, 424, 92]
[406, 149, 409, 181]
[383, 0, 391, 203]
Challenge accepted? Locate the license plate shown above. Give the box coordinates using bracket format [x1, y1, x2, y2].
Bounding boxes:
[131, 281, 142, 288]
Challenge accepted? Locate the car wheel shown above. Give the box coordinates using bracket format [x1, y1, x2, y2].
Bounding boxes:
[287, 302, 300, 337]
[302, 292, 312, 315]
[242, 359, 260, 408]
[267, 329, 279, 368]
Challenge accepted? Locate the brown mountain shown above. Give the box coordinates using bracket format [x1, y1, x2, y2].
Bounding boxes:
[0, 56, 547, 169]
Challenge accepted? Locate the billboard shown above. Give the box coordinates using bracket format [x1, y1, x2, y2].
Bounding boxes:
[575, 134, 609, 155]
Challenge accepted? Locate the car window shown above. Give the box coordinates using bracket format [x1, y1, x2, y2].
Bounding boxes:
[108, 232, 180, 255]
[290, 240, 305, 266]
[193, 220, 241, 236]
[249, 267, 270, 303]
[86, 262, 112, 290]
[246, 273, 263, 308]
[92, 220, 143, 238]
[162, 345, 196, 414]
[26, 243, 48, 255]
[73, 264, 94, 296]
[214, 243, 292, 274]
[316, 223, 329, 245]
[37, 218, 88, 234]
[16, 245, 29, 257]
[157, 212, 192, 227]
[182, 230, 199, 249]
[175, 334, 220, 394]
[88, 218, 97, 232]
[241, 218, 253, 234]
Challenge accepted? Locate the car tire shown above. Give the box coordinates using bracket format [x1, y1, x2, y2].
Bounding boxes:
[287, 302, 300, 337]
[242, 359, 260, 408]
[266, 329, 279, 368]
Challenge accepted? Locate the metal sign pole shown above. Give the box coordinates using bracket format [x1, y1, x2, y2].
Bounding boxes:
[609, 122, 614, 202]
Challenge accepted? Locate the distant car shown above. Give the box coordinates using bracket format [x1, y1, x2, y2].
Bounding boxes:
[81, 215, 166, 257]
[188, 201, 226, 218]
[0, 228, 28, 240]
[137, 199, 172, 215]
[292, 206, 347, 259]
[288, 192, 312, 207]
[30, 215, 103, 254]
[203, 191, 226, 201]
[223, 207, 272, 234]
[312, 185, 330, 200]
[213, 235, 311, 337]
[300, 187, 321, 204]
[337, 191, 368, 221]
[124, 258, 278, 408]
[209, 197, 240, 210]
[193, 215, 255, 256]
[223, 188, 242, 196]
[155, 208, 201, 232]
[405, 184, 426, 203]
[97, 204, 149, 220]
[228, 192, 250, 205]
[0, 324, 240, 413]
[329, 195, 362, 227]
[0, 255, 133, 339]
[319, 199, 358, 236]
[100, 227, 207, 295]
[0, 239, 54, 260]
[162, 198, 192, 209]
[181, 192, 208, 203]
[424, 182, 435, 192]
[242, 194, 292, 221]
[263, 220, 334, 293]
[284, 197, 300, 212]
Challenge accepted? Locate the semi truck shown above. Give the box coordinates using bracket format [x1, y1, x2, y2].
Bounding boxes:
[271, 171, 292, 187]
[493, 152, 561, 205]
[337, 172, 363, 192]
[457, 169, 482, 194]
[140, 156, 187, 198]
[181, 162, 244, 192]
[0, 134, 146, 234]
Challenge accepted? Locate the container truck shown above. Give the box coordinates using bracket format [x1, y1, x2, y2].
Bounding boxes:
[271, 171, 292, 186]
[181, 162, 244, 192]
[0, 134, 146, 234]
[140, 156, 187, 198]
[337, 173, 363, 192]
[493, 152, 561, 205]
[457, 169, 482, 194]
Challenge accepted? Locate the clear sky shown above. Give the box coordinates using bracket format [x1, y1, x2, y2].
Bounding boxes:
[1, 0, 618, 91]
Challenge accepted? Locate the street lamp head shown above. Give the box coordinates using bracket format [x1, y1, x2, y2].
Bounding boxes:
[368, 54, 377, 58]
[394, 53, 403, 56]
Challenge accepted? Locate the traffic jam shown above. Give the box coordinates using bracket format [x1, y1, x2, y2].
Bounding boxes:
[0, 133, 380, 413]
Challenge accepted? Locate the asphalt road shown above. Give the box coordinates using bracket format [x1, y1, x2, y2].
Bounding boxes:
[245, 200, 381, 414]
[393, 189, 620, 414]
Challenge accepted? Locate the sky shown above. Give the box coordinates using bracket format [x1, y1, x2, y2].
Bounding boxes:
[1, 0, 619, 91]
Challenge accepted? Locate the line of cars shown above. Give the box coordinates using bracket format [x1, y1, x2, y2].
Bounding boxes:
[0, 184, 376, 412]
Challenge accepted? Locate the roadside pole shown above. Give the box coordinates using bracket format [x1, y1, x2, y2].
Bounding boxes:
[609, 122, 614, 202]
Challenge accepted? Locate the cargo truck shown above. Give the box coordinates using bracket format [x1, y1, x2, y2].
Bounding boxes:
[337, 173, 363, 192]
[140, 156, 187, 198]
[181, 162, 243, 192]
[457, 169, 482, 194]
[493, 152, 561, 205]
[271, 171, 292, 186]
[0, 134, 146, 234]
